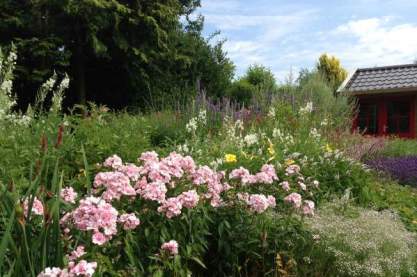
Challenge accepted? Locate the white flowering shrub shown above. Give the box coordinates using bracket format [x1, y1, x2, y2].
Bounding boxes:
[0, 46, 17, 120]
[0, 46, 70, 126]
[307, 201, 417, 277]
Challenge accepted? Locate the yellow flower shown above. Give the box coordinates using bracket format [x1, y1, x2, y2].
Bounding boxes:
[267, 140, 275, 156]
[224, 154, 237, 163]
[285, 159, 295, 166]
[325, 144, 333, 152]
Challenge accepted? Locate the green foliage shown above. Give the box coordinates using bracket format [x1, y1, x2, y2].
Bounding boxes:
[0, 155, 65, 276]
[317, 53, 348, 92]
[148, 112, 187, 148]
[0, 1, 234, 109]
[378, 138, 417, 158]
[1, 66, 417, 275]
[243, 64, 277, 91]
[227, 79, 256, 106]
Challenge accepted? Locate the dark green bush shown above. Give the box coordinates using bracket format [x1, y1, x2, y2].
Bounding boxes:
[227, 79, 256, 106]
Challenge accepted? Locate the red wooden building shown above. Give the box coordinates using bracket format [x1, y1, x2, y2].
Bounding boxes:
[342, 64, 417, 138]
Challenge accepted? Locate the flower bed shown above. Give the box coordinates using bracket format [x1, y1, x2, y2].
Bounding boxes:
[27, 151, 319, 276]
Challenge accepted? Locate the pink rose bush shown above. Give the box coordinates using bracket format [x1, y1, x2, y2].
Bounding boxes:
[38, 152, 318, 275]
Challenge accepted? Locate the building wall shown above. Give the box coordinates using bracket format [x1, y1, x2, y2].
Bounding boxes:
[355, 92, 417, 138]
[415, 94, 417, 138]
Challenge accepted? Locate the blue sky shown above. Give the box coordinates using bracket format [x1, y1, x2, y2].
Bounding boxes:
[197, 0, 417, 81]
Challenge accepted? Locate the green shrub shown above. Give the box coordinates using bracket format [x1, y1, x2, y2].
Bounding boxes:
[227, 79, 256, 106]
[378, 138, 417, 158]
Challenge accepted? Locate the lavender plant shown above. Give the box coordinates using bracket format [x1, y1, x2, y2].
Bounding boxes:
[367, 156, 417, 186]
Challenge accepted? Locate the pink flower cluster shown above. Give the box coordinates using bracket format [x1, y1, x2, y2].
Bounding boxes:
[23, 196, 44, 217]
[60, 151, 317, 255]
[134, 152, 197, 204]
[103, 154, 123, 169]
[157, 190, 199, 218]
[283, 193, 315, 216]
[37, 260, 97, 277]
[67, 246, 86, 261]
[280, 181, 290, 191]
[118, 213, 140, 230]
[61, 187, 78, 204]
[94, 172, 136, 201]
[65, 197, 118, 245]
[302, 200, 315, 216]
[285, 164, 301, 176]
[238, 193, 276, 213]
[230, 164, 278, 185]
[38, 245, 96, 276]
[284, 192, 302, 208]
[192, 166, 230, 207]
[161, 240, 179, 256]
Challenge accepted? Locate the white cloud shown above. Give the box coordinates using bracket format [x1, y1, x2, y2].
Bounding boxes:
[200, 0, 417, 81]
[332, 17, 417, 68]
[203, 8, 317, 77]
[204, 14, 307, 31]
[201, 0, 240, 14]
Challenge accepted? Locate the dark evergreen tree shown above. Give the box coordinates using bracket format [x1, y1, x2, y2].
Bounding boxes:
[0, 0, 234, 110]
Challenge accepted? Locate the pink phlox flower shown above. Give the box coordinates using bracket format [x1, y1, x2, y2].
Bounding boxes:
[157, 197, 183, 218]
[209, 195, 223, 207]
[259, 164, 278, 182]
[179, 155, 196, 174]
[92, 232, 107, 246]
[237, 192, 250, 202]
[143, 161, 172, 184]
[94, 172, 136, 201]
[135, 178, 167, 203]
[117, 163, 141, 181]
[61, 187, 78, 204]
[285, 164, 301, 176]
[302, 200, 315, 216]
[178, 190, 199, 208]
[139, 151, 159, 163]
[37, 267, 62, 277]
[280, 181, 290, 191]
[245, 194, 275, 213]
[161, 240, 178, 255]
[118, 213, 140, 230]
[23, 196, 44, 217]
[222, 182, 232, 191]
[69, 260, 97, 277]
[71, 197, 118, 245]
[267, 195, 276, 208]
[284, 193, 302, 208]
[229, 167, 250, 180]
[192, 166, 216, 185]
[161, 152, 187, 178]
[229, 167, 259, 185]
[68, 246, 86, 261]
[103, 154, 123, 169]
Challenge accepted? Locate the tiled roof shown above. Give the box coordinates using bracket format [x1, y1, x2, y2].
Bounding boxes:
[343, 64, 417, 93]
